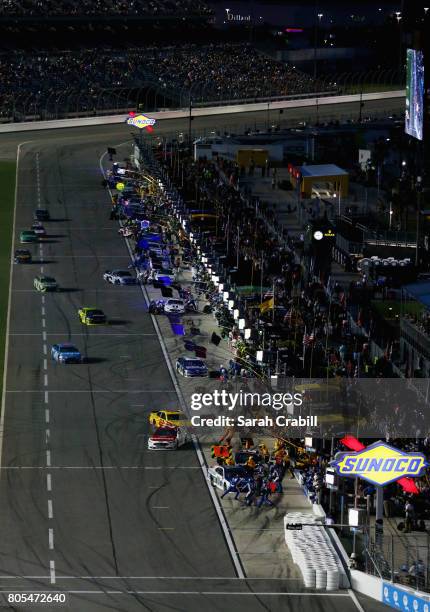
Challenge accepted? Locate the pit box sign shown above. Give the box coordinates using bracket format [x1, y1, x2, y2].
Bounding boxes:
[331, 441, 427, 487]
[382, 582, 430, 612]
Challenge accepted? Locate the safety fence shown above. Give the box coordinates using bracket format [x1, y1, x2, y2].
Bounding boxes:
[0, 68, 405, 125]
[364, 527, 430, 593]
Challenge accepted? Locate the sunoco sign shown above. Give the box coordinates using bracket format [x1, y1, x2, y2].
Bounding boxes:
[331, 441, 427, 487]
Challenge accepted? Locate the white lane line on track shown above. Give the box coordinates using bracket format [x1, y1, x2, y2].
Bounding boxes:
[43, 358, 47, 370]
[64, 591, 351, 597]
[0, 141, 25, 492]
[158, 528, 174, 531]
[45, 409, 50, 423]
[45, 429, 50, 444]
[43, 331, 47, 341]
[0, 466, 201, 470]
[46, 474, 52, 491]
[44, 391, 49, 404]
[41, 306, 46, 317]
[9, 333, 157, 337]
[48, 499, 53, 519]
[0, 575, 292, 580]
[46, 450, 51, 467]
[6, 390, 179, 393]
[41, 319, 46, 328]
[43, 344, 47, 355]
[40, 266, 44, 274]
[41, 295, 45, 304]
[50, 560, 56, 584]
[348, 589, 366, 612]
[41, 255, 131, 259]
[48, 528, 54, 550]
[43, 374, 48, 387]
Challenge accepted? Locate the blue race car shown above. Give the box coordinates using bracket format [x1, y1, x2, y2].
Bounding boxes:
[176, 356, 208, 377]
[51, 343, 83, 364]
[208, 465, 249, 491]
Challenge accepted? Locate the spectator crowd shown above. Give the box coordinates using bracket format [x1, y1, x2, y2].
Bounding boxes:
[0, 0, 212, 17]
[0, 44, 327, 121]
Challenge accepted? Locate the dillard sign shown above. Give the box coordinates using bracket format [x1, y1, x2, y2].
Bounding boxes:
[225, 8, 251, 22]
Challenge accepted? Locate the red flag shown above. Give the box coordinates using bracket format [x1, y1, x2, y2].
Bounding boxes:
[398, 478, 419, 494]
[340, 435, 365, 452]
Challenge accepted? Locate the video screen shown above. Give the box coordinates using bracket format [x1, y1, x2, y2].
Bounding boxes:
[405, 48, 424, 141]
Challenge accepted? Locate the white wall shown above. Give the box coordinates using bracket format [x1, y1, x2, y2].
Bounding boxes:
[350, 570, 382, 601]
[0, 90, 405, 134]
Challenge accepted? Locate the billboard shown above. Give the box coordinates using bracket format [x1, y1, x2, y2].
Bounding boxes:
[405, 48, 425, 141]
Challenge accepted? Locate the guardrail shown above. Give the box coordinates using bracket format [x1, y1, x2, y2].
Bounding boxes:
[0, 90, 405, 134]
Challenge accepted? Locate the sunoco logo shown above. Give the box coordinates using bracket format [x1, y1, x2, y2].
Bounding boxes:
[126, 114, 156, 130]
[331, 441, 427, 486]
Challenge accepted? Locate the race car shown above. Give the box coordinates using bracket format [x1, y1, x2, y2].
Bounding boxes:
[151, 269, 176, 284]
[14, 249, 32, 263]
[78, 307, 107, 325]
[34, 275, 58, 292]
[176, 357, 208, 377]
[207, 465, 249, 491]
[31, 223, 46, 236]
[51, 343, 82, 363]
[118, 226, 134, 237]
[34, 209, 50, 222]
[149, 410, 188, 428]
[147, 426, 190, 450]
[20, 230, 38, 243]
[163, 298, 185, 314]
[103, 270, 136, 285]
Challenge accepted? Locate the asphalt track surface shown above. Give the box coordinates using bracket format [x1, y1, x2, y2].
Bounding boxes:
[0, 103, 399, 611]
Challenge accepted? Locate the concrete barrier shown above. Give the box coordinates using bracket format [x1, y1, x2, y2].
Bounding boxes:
[0, 90, 405, 134]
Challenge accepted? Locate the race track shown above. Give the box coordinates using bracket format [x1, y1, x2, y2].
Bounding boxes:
[0, 104, 398, 611]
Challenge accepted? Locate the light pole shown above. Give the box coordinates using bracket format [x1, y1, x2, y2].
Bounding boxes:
[395, 10, 402, 70]
[415, 176, 423, 266]
[188, 94, 193, 155]
[313, 6, 323, 82]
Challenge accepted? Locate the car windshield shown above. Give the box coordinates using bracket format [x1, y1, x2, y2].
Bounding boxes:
[167, 414, 182, 421]
[168, 300, 183, 305]
[155, 429, 177, 437]
[88, 309, 104, 315]
[185, 360, 203, 367]
[116, 271, 131, 277]
[59, 345, 78, 353]
[42, 277, 56, 283]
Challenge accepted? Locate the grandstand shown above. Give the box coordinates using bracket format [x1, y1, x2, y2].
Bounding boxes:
[0, 44, 333, 122]
[0, 0, 212, 17]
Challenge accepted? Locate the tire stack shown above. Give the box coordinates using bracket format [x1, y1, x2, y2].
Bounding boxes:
[284, 512, 341, 591]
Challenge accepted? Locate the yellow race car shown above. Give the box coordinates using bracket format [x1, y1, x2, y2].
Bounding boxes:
[149, 410, 188, 428]
[78, 307, 107, 325]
